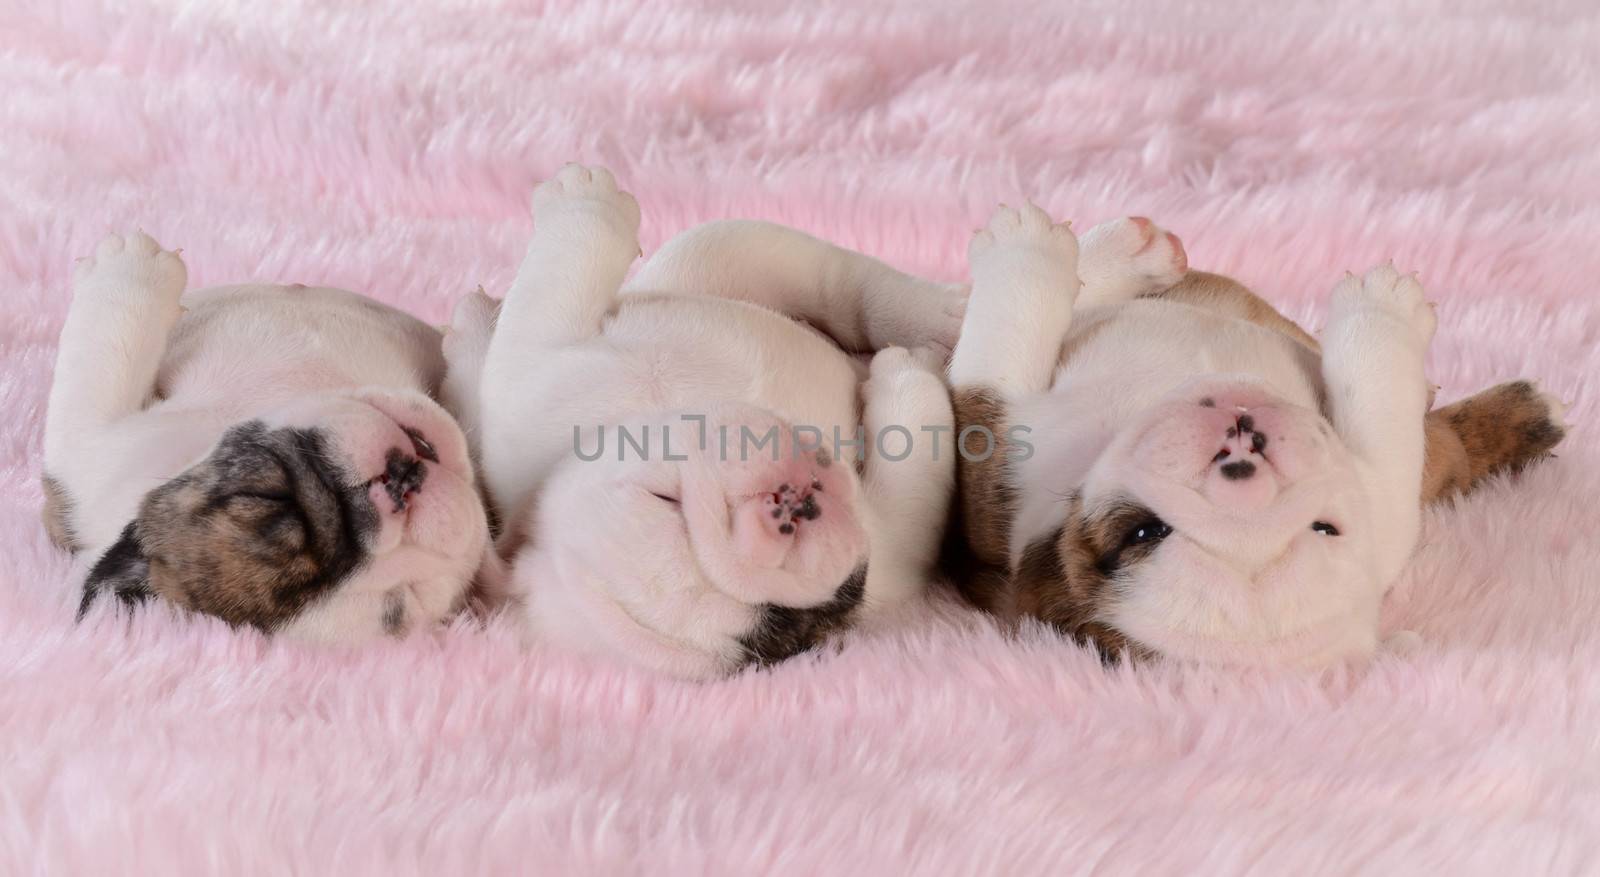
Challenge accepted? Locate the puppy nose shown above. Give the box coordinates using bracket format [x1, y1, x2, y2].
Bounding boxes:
[378, 448, 427, 512]
[1215, 414, 1268, 468]
[1228, 414, 1267, 450]
[766, 481, 823, 535]
[1220, 459, 1256, 480]
[1237, 415, 1268, 452]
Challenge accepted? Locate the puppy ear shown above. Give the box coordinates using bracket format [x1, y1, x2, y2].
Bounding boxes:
[77, 522, 154, 619]
[1013, 496, 1145, 665]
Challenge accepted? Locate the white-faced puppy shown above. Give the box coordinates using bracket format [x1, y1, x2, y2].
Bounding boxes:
[946, 206, 1568, 668]
[444, 164, 962, 679]
[44, 233, 491, 641]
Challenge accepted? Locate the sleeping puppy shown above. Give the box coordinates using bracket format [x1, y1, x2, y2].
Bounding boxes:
[946, 204, 1568, 668]
[44, 232, 491, 641]
[443, 163, 963, 679]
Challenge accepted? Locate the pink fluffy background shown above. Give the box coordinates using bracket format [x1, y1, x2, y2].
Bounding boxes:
[4, 0, 1600, 872]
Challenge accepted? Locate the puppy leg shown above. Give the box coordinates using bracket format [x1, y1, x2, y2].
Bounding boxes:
[480, 164, 640, 512]
[948, 202, 1080, 396]
[1422, 380, 1569, 502]
[44, 232, 186, 476]
[1076, 217, 1188, 308]
[1320, 264, 1436, 582]
[486, 163, 640, 355]
[857, 347, 956, 611]
[626, 219, 967, 357]
[439, 287, 500, 457]
[945, 204, 1079, 609]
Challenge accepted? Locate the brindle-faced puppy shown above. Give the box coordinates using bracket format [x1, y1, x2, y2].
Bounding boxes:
[44, 232, 492, 641]
[946, 208, 1568, 668]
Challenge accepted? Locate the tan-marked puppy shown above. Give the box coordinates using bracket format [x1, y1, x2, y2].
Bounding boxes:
[44, 233, 492, 641]
[947, 207, 1568, 668]
[444, 164, 962, 679]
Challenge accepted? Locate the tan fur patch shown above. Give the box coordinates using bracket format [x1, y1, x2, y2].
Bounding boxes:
[40, 474, 79, 552]
[946, 386, 1021, 617]
[951, 387, 1017, 566]
[1146, 271, 1321, 352]
[1015, 501, 1157, 664]
[1423, 380, 1566, 502]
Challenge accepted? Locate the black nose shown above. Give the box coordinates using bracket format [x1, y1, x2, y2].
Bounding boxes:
[1220, 460, 1257, 480]
[380, 448, 427, 511]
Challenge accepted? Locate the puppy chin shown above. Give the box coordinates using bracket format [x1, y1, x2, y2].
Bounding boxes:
[1106, 539, 1384, 670]
[1118, 611, 1381, 670]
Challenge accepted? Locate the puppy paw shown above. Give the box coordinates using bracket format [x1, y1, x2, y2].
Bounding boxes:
[1465, 379, 1569, 465]
[531, 163, 641, 248]
[868, 345, 943, 381]
[863, 347, 954, 458]
[969, 203, 1079, 297]
[1077, 217, 1187, 307]
[950, 203, 1078, 394]
[1330, 263, 1437, 348]
[442, 288, 500, 362]
[72, 231, 187, 309]
[1536, 385, 1572, 435]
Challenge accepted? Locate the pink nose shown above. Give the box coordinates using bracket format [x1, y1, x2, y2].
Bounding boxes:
[765, 481, 824, 535]
[732, 479, 827, 568]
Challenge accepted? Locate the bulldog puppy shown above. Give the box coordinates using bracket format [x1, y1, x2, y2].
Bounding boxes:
[947, 205, 1568, 668]
[44, 232, 491, 641]
[443, 164, 964, 679]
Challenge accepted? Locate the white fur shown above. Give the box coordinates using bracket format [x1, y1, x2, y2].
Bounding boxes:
[455, 164, 957, 678]
[953, 208, 1433, 668]
[45, 232, 490, 642]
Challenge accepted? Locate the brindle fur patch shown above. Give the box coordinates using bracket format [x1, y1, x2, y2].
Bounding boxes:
[80, 421, 378, 631]
[41, 473, 80, 552]
[382, 589, 409, 637]
[78, 521, 153, 617]
[738, 564, 867, 668]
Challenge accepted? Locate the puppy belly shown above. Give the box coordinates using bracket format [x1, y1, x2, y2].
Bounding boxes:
[604, 296, 865, 442]
[158, 284, 445, 407]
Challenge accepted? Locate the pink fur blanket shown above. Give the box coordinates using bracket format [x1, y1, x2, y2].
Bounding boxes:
[3, 0, 1598, 872]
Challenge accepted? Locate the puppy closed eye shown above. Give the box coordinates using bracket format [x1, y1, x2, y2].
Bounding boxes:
[223, 492, 308, 547]
[649, 492, 680, 505]
[225, 491, 293, 506]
